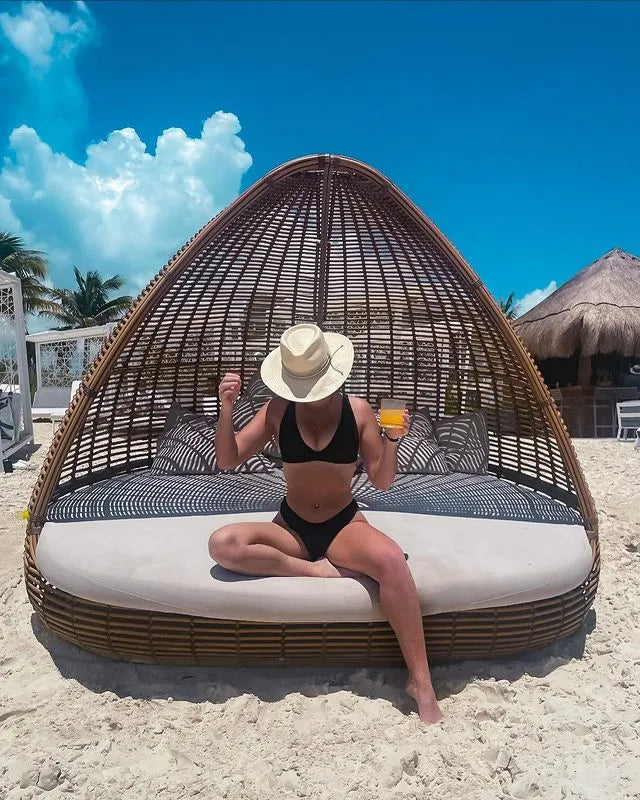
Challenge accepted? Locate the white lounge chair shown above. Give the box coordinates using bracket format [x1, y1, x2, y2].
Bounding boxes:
[616, 399, 640, 440]
[31, 381, 82, 432]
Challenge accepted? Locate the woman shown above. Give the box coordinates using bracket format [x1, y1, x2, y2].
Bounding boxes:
[209, 323, 443, 725]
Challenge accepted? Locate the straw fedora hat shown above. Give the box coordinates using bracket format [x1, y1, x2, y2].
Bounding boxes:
[260, 323, 354, 402]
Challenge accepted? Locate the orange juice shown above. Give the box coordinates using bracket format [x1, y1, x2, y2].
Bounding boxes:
[380, 409, 405, 428]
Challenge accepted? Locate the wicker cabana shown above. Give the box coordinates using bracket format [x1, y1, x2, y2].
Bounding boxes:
[24, 155, 599, 665]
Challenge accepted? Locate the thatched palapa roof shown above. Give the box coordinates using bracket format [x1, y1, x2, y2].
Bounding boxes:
[514, 248, 640, 359]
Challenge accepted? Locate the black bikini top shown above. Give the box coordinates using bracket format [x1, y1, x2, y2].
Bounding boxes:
[279, 391, 359, 464]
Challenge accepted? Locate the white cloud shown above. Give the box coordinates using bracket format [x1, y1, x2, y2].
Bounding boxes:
[0, 0, 92, 69]
[516, 280, 558, 315]
[0, 1, 95, 151]
[0, 3, 253, 334]
[0, 113, 253, 301]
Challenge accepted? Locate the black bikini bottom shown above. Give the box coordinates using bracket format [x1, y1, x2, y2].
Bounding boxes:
[279, 497, 360, 561]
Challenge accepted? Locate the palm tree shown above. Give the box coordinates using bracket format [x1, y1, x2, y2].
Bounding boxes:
[40, 266, 134, 328]
[498, 292, 520, 320]
[0, 232, 51, 316]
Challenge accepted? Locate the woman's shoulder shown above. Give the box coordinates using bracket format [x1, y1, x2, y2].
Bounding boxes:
[346, 394, 371, 408]
[264, 395, 289, 428]
[346, 394, 375, 420]
[266, 395, 288, 410]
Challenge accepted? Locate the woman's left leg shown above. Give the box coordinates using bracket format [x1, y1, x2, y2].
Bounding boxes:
[326, 518, 443, 725]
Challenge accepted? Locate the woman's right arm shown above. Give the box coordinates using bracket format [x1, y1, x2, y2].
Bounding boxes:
[215, 372, 273, 469]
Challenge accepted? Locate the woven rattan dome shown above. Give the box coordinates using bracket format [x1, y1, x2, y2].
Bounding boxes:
[24, 154, 599, 665]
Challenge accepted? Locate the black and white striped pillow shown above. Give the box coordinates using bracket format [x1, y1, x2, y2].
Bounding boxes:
[409, 406, 436, 438]
[396, 435, 451, 474]
[151, 402, 273, 475]
[435, 410, 489, 474]
[385, 404, 449, 474]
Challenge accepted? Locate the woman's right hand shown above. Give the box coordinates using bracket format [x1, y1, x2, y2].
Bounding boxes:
[219, 372, 242, 411]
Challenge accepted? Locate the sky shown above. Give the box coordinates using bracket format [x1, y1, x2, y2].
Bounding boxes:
[1, 0, 639, 332]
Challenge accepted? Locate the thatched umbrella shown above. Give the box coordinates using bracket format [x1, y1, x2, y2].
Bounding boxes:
[514, 248, 640, 385]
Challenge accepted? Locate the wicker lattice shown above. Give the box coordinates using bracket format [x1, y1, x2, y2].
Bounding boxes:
[24, 155, 599, 665]
[0, 282, 18, 387]
[1, 271, 32, 463]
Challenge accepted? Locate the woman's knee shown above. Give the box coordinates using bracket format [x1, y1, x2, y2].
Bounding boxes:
[369, 541, 410, 582]
[209, 526, 244, 563]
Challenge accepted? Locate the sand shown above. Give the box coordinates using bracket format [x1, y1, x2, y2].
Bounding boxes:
[1, 424, 639, 799]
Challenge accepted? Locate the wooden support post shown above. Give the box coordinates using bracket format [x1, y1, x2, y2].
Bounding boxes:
[578, 353, 592, 387]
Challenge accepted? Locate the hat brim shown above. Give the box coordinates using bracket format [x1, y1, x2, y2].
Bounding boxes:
[260, 332, 354, 402]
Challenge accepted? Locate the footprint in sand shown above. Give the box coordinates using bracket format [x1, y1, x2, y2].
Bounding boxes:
[467, 681, 514, 704]
[0, 706, 37, 724]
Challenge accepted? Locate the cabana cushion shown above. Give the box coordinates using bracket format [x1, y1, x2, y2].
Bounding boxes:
[435, 410, 489, 474]
[395, 406, 450, 474]
[36, 510, 593, 623]
[46, 469, 582, 525]
[151, 401, 273, 476]
[395, 435, 450, 474]
[409, 406, 436, 438]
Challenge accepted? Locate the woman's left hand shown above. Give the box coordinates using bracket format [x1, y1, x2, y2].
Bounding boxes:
[383, 409, 410, 439]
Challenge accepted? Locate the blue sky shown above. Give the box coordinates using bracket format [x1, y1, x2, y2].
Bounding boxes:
[1, 0, 639, 330]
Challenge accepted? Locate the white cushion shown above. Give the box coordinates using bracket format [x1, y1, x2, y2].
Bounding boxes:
[36, 512, 593, 624]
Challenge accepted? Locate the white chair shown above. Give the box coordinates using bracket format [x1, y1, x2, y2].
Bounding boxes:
[616, 399, 640, 440]
[32, 381, 82, 433]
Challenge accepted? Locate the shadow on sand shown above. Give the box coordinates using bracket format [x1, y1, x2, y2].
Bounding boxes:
[30, 609, 596, 716]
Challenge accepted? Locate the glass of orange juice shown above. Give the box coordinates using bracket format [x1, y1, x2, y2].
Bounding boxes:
[379, 398, 406, 430]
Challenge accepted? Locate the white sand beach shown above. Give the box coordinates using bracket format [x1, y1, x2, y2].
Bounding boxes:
[1, 425, 639, 799]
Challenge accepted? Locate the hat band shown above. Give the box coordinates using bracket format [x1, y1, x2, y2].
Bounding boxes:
[283, 354, 331, 380]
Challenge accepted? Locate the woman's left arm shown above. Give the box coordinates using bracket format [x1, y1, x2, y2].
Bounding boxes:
[353, 397, 409, 491]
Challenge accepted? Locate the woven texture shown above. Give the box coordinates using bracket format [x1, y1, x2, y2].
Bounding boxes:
[24, 154, 599, 664]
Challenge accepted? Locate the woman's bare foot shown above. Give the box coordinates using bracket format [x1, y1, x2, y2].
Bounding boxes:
[336, 566, 367, 579]
[406, 678, 444, 725]
[312, 557, 343, 578]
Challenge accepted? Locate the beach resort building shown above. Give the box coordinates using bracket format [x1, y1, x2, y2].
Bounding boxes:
[514, 248, 640, 436]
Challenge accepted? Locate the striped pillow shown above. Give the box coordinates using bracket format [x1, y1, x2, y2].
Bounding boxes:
[409, 406, 436, 439]
[151, 402, 273, 475]
[435, 410, 489, 474]
[385, 404, 448, 474]
[396, 435, 451, 474]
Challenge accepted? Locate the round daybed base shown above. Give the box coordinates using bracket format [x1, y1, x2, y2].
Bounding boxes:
[25, 550, 598, 666]
[24, 532, 599, 666]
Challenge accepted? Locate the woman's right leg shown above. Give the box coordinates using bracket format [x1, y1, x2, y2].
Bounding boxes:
[208, 515, 340, 578]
